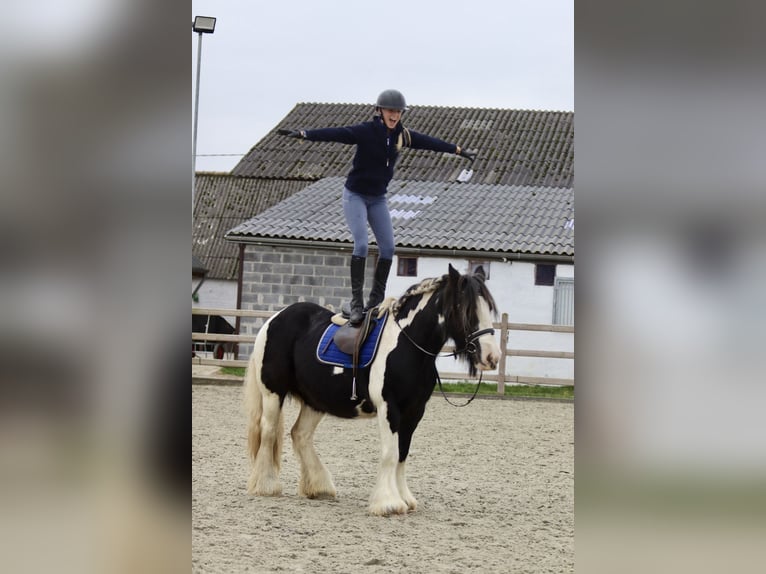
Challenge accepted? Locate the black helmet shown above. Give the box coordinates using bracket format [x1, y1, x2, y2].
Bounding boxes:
[376, 89, 407, 111]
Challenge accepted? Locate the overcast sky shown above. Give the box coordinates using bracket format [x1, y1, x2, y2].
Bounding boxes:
[192, 0, 573, 172]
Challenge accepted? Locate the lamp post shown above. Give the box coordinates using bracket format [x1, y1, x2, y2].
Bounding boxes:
[192, 16, 216, 211]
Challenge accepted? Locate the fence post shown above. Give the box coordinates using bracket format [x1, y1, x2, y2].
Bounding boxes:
[497, 313, 509, 395]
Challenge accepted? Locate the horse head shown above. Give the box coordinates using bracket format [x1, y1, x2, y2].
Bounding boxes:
[442, 264, 501, 375]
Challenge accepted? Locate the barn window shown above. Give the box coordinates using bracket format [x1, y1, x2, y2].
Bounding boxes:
[469, 260, 490, 280]
[535, 264, 556, 286]
[397, 257, 417, 277]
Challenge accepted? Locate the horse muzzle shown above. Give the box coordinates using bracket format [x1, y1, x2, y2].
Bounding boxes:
[477, 351, 499, 371]
[482, 354, 499, 371]
[466, 328, 500, 371]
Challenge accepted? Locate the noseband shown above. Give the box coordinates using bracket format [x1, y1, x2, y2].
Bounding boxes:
[464, 328, 495, 358]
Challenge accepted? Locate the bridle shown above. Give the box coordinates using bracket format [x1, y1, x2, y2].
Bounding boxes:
[462, 328, 496, 357]
[395, 318, 495, 407]
[394, 318, 493, 359]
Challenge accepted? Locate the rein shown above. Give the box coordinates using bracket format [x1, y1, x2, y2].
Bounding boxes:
[395, 318, 494, 407]
[436, 368, 484, 407]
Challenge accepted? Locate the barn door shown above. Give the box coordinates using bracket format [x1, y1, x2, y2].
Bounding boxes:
[553, 277, 574, 326]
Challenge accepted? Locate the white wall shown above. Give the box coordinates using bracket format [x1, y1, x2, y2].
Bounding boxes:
[389, 255, 574, 383]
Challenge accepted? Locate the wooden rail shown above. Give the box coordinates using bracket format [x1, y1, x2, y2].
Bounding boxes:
[192, 309, 574, 390]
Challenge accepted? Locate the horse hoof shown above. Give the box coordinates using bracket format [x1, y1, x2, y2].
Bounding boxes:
[305, 490, 337, 500]
[368, 500, 409, 517]
[249, 487, 283, 497]
[247, 476, 283, 497]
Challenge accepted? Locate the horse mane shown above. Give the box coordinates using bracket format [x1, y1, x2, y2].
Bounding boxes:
[389, 276, 446, 315]
[389, 271, 496, 316]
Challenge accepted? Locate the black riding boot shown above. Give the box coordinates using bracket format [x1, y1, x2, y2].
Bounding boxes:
[365, 258, 392, 311]
[348, 255, 366, 326]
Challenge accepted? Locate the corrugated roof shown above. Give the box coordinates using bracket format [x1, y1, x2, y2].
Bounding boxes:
[231, 104, 573, 188]
[193, 173, 308, 279]
[192, 255, 207, 275]
[226, 177, 574, 257]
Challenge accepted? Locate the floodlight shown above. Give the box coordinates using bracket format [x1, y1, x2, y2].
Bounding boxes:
[193, 16, 216, 34]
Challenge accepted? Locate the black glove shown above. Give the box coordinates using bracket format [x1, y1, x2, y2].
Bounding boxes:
[458, 147, 477, 163]
[277, 129, 305, 138]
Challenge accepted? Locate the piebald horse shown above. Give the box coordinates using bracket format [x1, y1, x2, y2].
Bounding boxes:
[244, 264, 500, 515]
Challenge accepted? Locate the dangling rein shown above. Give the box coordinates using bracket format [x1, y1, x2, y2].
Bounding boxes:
[435, 366, 485, 407]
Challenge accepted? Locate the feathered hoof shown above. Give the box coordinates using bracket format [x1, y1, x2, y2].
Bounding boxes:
[247, 475, 283, 497]
[298, 475, 337, 500]
[368, 498, 409, 517]
[304, 489, 337, 500]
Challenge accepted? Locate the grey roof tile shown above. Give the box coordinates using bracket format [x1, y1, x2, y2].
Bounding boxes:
[232, 104, 573, 188]
[197, 104, 574, 280]
[226, 177, 573, 257]
[193, 174, 308, 279]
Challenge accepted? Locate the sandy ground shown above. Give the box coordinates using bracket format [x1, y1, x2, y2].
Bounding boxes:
[193, 385, 573, 573]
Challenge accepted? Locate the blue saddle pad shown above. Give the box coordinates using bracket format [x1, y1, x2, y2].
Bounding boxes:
[316, 313, 388, 369]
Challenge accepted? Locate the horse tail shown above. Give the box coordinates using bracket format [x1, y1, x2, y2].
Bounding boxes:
[243, 347, 263, 463]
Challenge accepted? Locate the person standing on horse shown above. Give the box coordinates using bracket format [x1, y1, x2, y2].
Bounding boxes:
[278, 89, 476, 326]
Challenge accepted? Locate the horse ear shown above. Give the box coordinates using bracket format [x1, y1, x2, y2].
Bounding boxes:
[474, 265, 486, 280]
[448, 264, 461, 283]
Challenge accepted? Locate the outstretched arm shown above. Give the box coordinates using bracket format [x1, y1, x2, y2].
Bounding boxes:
[277, 126, 358, 145]
[408, 130, 476, 163]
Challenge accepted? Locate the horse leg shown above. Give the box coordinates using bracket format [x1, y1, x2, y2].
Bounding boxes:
[395, 462, 416, 511]
[244, 347, 284, 496]
[247, 389, 284, 495]
[396, 424, 419, 512]
[291, 401, 336, 499]
[368, 402, 408, 516]
[393, 400, 426, 512]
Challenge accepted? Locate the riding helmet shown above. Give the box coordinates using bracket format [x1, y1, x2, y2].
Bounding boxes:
[376, 89, 407, 111]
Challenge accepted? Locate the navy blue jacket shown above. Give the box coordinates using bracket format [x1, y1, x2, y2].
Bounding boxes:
[304, 116, 457, 196]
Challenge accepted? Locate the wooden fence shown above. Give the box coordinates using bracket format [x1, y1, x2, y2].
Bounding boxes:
[192, 308, 574, 390]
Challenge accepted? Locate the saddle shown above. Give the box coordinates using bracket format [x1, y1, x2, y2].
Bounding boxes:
[332, 307, 376, 355]
[316, 306, 387, 400]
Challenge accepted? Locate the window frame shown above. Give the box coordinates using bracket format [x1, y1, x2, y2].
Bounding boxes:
[396, 256, 418, 277]
[535, 263, 556, 286]
[468, 260, 490, 280]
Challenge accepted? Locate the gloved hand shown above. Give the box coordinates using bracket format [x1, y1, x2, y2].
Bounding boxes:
[277, 129, 305, 138]
[458, 147, 477, 163]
